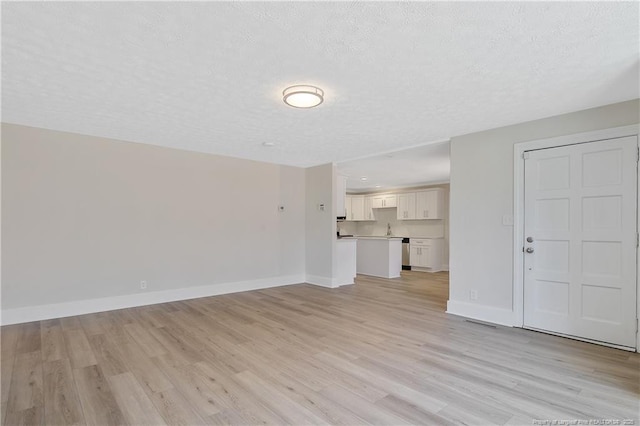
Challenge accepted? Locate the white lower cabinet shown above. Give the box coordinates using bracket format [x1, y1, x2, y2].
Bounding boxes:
[409, 238, 444, 272]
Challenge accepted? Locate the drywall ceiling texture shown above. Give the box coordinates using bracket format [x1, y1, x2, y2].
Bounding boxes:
[337, 141, 450, 191]
[2, 2, 638, 167]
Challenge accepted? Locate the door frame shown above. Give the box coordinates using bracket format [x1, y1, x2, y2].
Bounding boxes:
[513, 124, 640, 351]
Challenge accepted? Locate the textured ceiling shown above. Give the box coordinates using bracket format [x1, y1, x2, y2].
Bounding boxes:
[2, 2, 638, 168]
[338, 141, 450, 192]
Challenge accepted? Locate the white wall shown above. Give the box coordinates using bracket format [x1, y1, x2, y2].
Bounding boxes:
[448, 99, 640, 325]
[304, 163, 335, 286]
[1, 123, 306, 323]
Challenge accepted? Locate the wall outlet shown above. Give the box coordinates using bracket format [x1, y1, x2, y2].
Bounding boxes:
[469, 290, 478, 301]
[140, 280, 148, 290]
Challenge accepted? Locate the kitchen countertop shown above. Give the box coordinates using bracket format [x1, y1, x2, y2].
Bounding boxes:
[353, 236, 403, 239]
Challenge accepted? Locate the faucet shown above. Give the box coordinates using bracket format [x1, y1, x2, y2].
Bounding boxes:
[386, 223, 392, 236]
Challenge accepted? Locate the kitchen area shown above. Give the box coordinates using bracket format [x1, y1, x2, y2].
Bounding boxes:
[335, 174, 449, 282]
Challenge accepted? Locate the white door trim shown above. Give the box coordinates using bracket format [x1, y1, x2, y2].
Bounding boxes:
[513, 124, 640, 351]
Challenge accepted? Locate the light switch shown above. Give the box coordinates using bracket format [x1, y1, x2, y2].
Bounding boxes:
[502, 214, 514, 226]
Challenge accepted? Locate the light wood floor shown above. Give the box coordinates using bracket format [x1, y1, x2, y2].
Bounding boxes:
[1, 271, 638, 425]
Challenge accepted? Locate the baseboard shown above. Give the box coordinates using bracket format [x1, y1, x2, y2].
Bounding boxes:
[333, 277, 355, 287]
[1, 274, 305, 325]
[446, 300, 516, 327]
[441, 264, 449, 271]
[305, 275, 339, 288]
[411, 266, 441, 273]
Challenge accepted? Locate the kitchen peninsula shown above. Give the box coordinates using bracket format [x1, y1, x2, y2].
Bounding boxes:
[336, 237, 357, 285]
[356, 237, 403, 278]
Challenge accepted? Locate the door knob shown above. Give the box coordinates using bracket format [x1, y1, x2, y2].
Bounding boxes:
[526, 247, 534, 253]
[526, 236, 534, 243]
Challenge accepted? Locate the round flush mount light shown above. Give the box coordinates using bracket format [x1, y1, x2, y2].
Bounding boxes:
[360, 177, 368, 181]
[283, 85, 324, 108]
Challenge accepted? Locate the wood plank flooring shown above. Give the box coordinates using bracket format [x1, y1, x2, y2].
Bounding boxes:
[1, 271, 638, 425]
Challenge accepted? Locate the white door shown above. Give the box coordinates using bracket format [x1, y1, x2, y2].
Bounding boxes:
[523, 136, 638, 348]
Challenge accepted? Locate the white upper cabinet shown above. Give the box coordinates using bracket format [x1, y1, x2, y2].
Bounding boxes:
[345, 195, 375, 221]
[372, 194, 397, 208]
[415, 188, 444, 219]
[344, 194, 353, 220]
[397, 193, 417, 220]
[363, 196, 376, 221]
[397, 188, 444, 220]
[345, 195, 365, 220]
[336, 175, 347, 217]
[350, 188, 445, 221]
[350, 195, 365, 221]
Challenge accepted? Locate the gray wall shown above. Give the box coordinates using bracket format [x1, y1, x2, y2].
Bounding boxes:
[1, 123, 306, 310]
[304, 163, 335, 284]
[448, 99, 640, 320]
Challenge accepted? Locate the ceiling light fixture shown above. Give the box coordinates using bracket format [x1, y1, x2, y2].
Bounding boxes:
[283, 85, 324, 108]
[360, 177, 368, 181]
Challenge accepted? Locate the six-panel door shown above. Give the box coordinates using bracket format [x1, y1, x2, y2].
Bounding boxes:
[523, 136, 638, 348]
